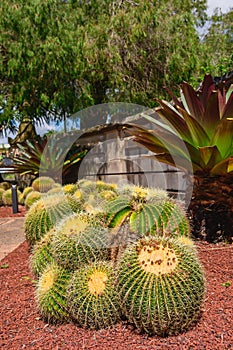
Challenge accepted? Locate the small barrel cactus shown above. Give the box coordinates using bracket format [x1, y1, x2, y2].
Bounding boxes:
[32, 176, 55, 193]
[117, 236, 205, 336]
[24, 193, 80, 247]
[51, 213, 109, 271]
[24, 191, 42, 209]
[30, 230, 55, 277]
[36, 263, 71, 323]
[67, 261, 121, 329]
[0, 181, 11, 190]
[0, 188, 5, 205]
[2, 188, 22, 206]
[22, 186, 33, 199]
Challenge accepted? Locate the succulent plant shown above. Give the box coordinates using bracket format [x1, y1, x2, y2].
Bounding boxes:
[47, 187, 63, 196]
[51, 213, 109, 271]
[32, 176, 55, 193]
[67, 261, 121, 329]
[24, 191, 42, 209]
[18, 192, 25, 205]
[106, 194, 189, 242]
[124, 74, 233, 242]
[30, 230, 55, 277]
[13, 136, 88, 181]
[0, 181, 11, 190]
[36, 263, 71, 323]
[24, 193, 80, 247]
[2, 188, 21, 206]
[62, 183, 78, 195]
[0, 188, 5, 205]
[117, 236, 205, 336]
[22, 186, 33, 199]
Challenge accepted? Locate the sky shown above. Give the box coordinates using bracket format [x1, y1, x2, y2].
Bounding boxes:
[207, 0, 233, 14]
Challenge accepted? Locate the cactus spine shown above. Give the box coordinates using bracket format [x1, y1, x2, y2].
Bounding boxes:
[36, 263, 71, 323]
[24, 193, 79, 247]
[117, 236, 205, 336]
[68, 262, 121, 329]
[32, 176, 55, 193]
[51, 213, 109, 271]
[24, 191, 42, 209]
[30, 230, 55, 277]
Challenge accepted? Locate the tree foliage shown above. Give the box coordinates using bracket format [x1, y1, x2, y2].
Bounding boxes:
[0, 0, 231, 133]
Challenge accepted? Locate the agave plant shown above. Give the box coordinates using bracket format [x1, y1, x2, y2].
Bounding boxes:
[125, 74, 233, 242]
[13, 134, 89, 183]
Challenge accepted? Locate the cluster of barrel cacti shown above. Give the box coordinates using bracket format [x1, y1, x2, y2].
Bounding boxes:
[25, 178, 205, 336]
[0, 176, 62, 208]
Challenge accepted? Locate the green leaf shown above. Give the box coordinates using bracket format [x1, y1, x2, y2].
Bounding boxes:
[180, 81, 204, 122]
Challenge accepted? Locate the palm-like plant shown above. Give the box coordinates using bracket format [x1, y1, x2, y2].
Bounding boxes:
[125, 74, 233, 242]
[13, 134, 89, 183]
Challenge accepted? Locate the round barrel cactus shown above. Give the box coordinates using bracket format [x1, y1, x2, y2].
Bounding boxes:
[67, 261, 121, 329]
[2, 188, 22, 206]
[24, 190, 42, 209]
[51, 213, 109, 271]
[30, 229, 55, 277]
[32, 176, 55, 193]
[22, 186, 33, 199]
[117, 236, 205, 336]
[24, 193, 80, 247]
[36, 263, 71, 323]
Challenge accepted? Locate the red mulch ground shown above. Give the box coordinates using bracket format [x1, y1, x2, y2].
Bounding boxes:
[0, 206, 232, 349]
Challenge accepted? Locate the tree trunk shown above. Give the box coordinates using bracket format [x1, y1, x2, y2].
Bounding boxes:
[187, 174, 233, 243]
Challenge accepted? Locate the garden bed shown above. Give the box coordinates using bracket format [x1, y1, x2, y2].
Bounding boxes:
[0, 205, 233, 349]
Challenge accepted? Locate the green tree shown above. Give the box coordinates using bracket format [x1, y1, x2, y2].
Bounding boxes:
[0, 0, 209, 133]
[201, 8, 233, 76]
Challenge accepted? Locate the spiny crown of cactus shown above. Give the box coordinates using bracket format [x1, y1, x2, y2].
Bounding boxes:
[118, 184, 168, 203]
[67, 261, 121, 329]
[117, 236, 205, 336]
[62, 183, 78, 195]
[106, 192, 189, 238]
[30, 229, 55, 277]
[36, 263, 71, 323]
[32, 176, 55, 193]
[24, 193, 80, 247]
[51, 212, 109, 271]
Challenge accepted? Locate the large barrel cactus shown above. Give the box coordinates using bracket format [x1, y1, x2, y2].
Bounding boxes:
[106, 190, 189, 237]
[105, 185, 190, 263]
[51, 213, 109, 271]
[117, 236, 205, 336]
[36, 263, 71, 323]
[24, 193, 81, 247]
[67, 261, 121, 329]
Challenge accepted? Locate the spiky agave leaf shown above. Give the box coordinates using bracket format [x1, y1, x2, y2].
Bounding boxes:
[13, 137, 88, 179]
[124, 74, 233, 176]
[36, 263, 71, 323]
[67, 261, 121, 329]
[117, 236, 205, 336]
[51, 212, 109, 271]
